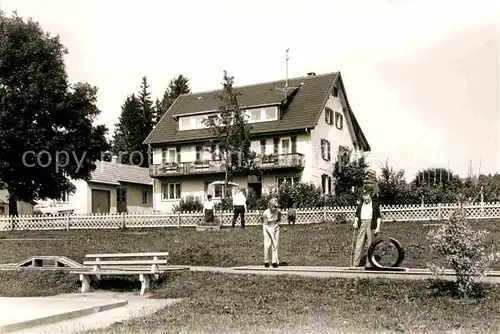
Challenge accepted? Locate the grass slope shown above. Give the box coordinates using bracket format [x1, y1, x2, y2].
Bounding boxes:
[0, 220, 498, 269]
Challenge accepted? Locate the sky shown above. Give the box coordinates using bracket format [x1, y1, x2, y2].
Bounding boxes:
[0, 0, 499, 180]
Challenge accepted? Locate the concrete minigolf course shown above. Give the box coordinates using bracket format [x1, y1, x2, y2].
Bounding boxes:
[0, 295, 127, 333]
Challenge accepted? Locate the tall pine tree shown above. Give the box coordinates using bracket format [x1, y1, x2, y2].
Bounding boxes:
[112, 94, 144, 165]
[137, 77, 154, 167]
[154, 74, 191, 124]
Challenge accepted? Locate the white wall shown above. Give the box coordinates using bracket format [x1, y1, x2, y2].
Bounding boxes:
[309, 85, 357, 188]
[67, 179, 89, 213]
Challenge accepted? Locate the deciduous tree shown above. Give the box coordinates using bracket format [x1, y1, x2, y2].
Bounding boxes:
[203, 71, 256, 197]
[0, 11, 110, 215]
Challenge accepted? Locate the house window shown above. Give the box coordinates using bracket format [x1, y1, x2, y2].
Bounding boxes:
[249, 109, 260, 122]
[338, 146, 350, 165]
[333, 86, 338, 97]
[179, 117, 192, 130]
[165, 148, 177, 163]
[264, 107, 277, 120]
[117, 188, 127, 202]
[325, 107, 334, 125]
[277, 177, 300, 188]
[162, 183, 181, 200]
[178, 114, 216, 131]
[281, 138, 290, 154]
[142, 190, 148, 204]
[0, 205, 4, 215]
[321, 175, 332, 195]
[260, 140, 266, 156]
[321, 139, 331, 161]
[245, 106, 278, 123]
[335, 112, 343, 130]
[205, 181, 224, 199]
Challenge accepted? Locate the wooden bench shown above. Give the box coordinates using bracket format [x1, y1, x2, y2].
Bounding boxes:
[70, 252, 189, 295]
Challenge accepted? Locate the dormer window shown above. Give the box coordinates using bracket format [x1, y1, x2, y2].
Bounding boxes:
[244, 106, 278, 123]
[178, 113, 216, 131]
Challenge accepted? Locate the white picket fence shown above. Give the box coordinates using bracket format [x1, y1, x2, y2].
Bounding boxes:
[0, 202, 499, 231]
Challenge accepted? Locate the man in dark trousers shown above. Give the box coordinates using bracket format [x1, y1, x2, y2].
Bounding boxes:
[352, 190, 381, 268]
[232, 188, 247, 228]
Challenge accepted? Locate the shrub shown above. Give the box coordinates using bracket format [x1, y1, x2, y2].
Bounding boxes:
[173, 195, 203, 213]
[278, 182, 323, 208]
[214, 197, 233, 211]
[426, 202, 500, 297]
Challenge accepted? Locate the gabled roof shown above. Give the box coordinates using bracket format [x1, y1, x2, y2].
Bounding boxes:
[89, 161, 153, 186]
[144, 72, 370, 151]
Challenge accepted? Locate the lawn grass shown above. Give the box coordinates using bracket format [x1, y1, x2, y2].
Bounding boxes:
[0, 270, 78, 297]
[76, 270, 500, 334]
[0, 220, 498, 269]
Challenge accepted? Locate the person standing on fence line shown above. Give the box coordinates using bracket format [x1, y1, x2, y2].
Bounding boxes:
[262, 197, 282, 268]
[287, 203, 297, 226]
[203, 194, 214, 225]
[352, 190, 381, 268]
[232, 188, 247, 228]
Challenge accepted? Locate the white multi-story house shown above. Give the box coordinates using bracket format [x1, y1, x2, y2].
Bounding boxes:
[143, 72, 371, 212]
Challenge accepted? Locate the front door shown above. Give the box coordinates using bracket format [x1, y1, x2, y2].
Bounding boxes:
[91, 189, 110, 213]
[117, 188, 127, 213]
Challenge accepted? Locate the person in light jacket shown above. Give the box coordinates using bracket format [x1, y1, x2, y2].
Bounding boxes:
[352, 190, 381, 268]
[262, 198, 282, 268]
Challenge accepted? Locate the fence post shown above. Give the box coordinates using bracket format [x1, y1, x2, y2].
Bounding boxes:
[177, 212, 181, 228]
[437, 203, 442, 220]
[323, 205, 327, 222]
[66, 214, 70, 231]
[219, 209, 223, 227]
[9, 216, 13, 231]
[121, 212, 126, 229]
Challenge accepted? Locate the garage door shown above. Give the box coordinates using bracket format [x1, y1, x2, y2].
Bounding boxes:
[91, 189, 110, 213]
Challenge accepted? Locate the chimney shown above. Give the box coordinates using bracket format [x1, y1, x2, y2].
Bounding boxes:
[307, 72, 316, 76]
[111, 155, 119, 163]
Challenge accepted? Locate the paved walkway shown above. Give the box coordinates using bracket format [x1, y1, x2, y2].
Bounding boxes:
[180, 265, 500, 283]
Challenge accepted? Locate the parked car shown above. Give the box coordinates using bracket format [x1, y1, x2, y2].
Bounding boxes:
[33, 200, 74, 216]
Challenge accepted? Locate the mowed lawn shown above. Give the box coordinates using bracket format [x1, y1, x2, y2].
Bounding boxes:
[0, 219, 499, 269]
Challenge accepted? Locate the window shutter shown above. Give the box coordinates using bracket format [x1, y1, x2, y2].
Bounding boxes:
[327, 142, 331, 161]
[273, 138, 279, 154]
[291, 136, 297, 153]
[321, 140, 325, 160]
[321, 175, 326, 194]
[330, 110, 334, 125]
[328, 176, 332, 194]
[325, 110, 328, 123]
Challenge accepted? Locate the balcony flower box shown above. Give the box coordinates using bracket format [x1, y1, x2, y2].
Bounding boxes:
[163, 162, 179, 171]
[261, 154, 278, 164]
[194, 160, 210, 169]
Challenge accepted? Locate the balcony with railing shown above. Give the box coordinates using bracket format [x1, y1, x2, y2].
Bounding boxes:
[149, 153, 305, 177]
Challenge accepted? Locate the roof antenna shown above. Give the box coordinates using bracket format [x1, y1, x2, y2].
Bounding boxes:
[276, 48, 298, 99]
[285, 48, 289, 88]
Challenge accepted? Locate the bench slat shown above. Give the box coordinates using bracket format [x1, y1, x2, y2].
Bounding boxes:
[85, 252, 169, 258]
[71, 267, 189, 275]
[83, 260, 168, 265]
[71, 271, 155, 275]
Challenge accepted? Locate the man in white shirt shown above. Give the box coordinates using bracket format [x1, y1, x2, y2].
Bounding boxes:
[352, 191, 381, 267]
[232, 188, 247, 228]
